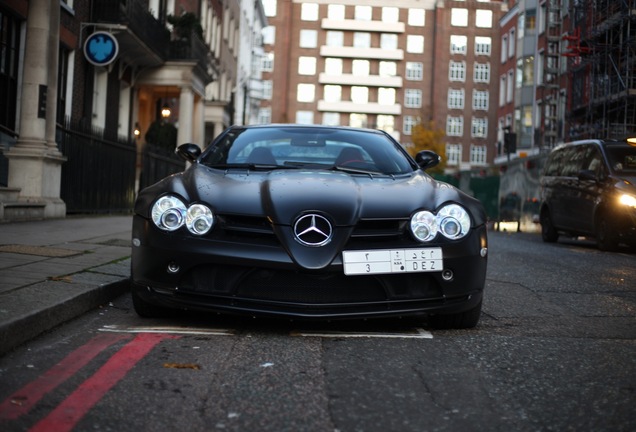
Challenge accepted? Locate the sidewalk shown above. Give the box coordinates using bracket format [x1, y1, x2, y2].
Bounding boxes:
[0, 215, 132, 356]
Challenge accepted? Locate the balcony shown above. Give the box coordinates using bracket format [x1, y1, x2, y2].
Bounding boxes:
[91, 0, 169, 68]
[168, 32, 217, 84]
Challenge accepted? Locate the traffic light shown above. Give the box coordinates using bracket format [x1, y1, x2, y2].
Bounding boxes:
[504, 133, 517, 154]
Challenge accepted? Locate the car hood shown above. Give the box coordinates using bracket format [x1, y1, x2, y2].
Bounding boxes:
[135, 166, 486, 270]
[614, 175, 636, 194]
[137, 165, 486, 226]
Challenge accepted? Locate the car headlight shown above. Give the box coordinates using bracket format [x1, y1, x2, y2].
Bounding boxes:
[410, 204, 471, 242]
[186, 204, 214, 235]
[619, 194, 636, 208]
[151, 196, 215, 235]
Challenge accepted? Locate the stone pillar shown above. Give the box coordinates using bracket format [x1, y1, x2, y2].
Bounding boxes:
[6, 0, 66, 218]
[177, 87, 194, 146]
[193, 96, 205, 147]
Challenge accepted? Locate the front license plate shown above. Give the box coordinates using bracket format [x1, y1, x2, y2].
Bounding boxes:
[342, 248, 443, 276]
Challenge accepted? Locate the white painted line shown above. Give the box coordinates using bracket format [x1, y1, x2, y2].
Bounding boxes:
[99, 325, 235, 336]
[290, 328, 433, 339]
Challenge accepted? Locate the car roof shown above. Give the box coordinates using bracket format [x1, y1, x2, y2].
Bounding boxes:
[227, 123, 388, 135]
[552, 139, 635, 151]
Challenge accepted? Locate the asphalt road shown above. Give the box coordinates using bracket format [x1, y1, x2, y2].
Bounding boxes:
[1, 231, 635, 431]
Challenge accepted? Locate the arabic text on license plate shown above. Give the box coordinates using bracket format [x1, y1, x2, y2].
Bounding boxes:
[342, 248, 443, 276]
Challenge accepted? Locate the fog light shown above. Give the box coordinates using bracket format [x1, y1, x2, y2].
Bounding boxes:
[442, 269, 454, 281]
[167, 262, 180, 274]
[480, 247, 488, 257]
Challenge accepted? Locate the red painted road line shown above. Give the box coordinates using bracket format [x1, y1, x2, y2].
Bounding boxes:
[29, 333, 178, 432]
[0, 333, 132, 420]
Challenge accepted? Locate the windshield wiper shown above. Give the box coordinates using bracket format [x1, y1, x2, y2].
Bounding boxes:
[207, 163, 294, 170]
[328, 165, 383, 177]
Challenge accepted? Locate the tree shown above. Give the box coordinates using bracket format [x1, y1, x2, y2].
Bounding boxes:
[408, 120, 447, 175]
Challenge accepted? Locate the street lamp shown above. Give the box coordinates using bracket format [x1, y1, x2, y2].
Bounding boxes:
[161, 102, 171, 119]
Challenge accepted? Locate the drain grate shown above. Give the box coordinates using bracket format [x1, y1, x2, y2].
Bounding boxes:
[0, 244, 84, 257]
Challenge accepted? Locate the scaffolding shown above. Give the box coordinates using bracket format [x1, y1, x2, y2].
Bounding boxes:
[542, 0, 564, 149]
[566, 0, 636, 140]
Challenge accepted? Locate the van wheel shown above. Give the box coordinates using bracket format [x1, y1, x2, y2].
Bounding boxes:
[540, 209, 559, 242]
[596, 213, 619, 251]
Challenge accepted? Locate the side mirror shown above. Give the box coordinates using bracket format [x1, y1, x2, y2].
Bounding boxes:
[577, 169, 597, 182]
[415, 150, 441, 170]
[176, 143, 201, 163]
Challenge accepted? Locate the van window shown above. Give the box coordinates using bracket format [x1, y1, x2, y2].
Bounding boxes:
[544, 147, 566, 176]
[560, 145, 588, 177]
[606, 146, 636, 173]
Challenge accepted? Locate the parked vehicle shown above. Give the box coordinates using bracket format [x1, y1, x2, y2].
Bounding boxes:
[131, 124, 489, 329]
[539, 138, 636, 250]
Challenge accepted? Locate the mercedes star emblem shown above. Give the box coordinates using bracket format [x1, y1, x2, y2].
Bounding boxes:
[293, 214, 333, 247]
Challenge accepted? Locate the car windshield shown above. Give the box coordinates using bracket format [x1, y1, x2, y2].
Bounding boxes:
[605, 145, 636, 174]
[199, 126, 416, 175]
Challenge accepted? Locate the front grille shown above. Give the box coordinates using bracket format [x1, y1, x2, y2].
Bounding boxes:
[179, 264, 441, 305]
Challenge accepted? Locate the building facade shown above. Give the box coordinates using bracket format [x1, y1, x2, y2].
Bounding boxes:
[259, 0, 507, 171]
[0, 0, 266, 221]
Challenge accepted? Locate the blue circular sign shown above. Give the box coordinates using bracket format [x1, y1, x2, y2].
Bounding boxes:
[84, 31, 119, 66]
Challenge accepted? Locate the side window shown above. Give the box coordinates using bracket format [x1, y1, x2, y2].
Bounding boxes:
[583, 145, 605, 178]
[544, 148, 565, 176]
[561, 146, 587, 177]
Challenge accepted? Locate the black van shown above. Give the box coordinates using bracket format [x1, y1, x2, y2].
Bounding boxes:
[539, 139, 636, 250]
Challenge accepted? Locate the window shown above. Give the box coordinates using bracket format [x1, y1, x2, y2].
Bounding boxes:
[262, 0, 277, 17]
[322, 112, 340, 126]
[470, 145, 487, 165]
[326, 31, 344, 47]
[301, 3, 319, 21]
[476, 10, 493, 28]
[474, 63, 490, 83]
[377, 115, 395, 133]
[471, 118, 488, 138]
[351, 86, 369, 104]
[382, 7, 399, 23]
[328, 4, 345, 20]
[299, 30, 318, 48]
[472, 90, 489, 110]
[263, 80, 273, 99]
[408, 8, 425, 26]
[263, 26, 275, 45]
[450, 35, 467, 55]
[297, 84, 315, 102]
[501, 35, 508, 63]
[380, 61, 397, 77]
[475, 37, 491, 56]
[296, 111, 314, 124]
[517, 56, 534, 88]
[352, 59, 370, 76]
[355, 5, 372, 21]
[446, 143, 463, 165]
[507, 70, 514, 103]
[406, 35, 424, 54]
[449, 61, 466, 82]
[508, 29, 516, 57]
[350, 113, 368, 128]
[380, 34, 398, 50]
[262, 52, 274, 72]
[298, 56, 317, 75]
[499, 75, 506, 106]
[324, 58, 343, 75]
[405, 62, 423, 80]
[448, 89, 465, 109]
[353, 32, 371, 48]
[451, 8, 468, 27]
[258, 107, 271, 124]
[405, 89, 422, 108]
[446, 118, 463, 137]
[403, 116, 416, 135]
[323, 85, 342, 102]
[378, 88, 396, 105]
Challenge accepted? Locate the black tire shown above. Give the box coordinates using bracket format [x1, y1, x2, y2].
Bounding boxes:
[596, 212, 619, 251]
[428, 299, 482, 330]
[540, 209, 559, 243]
[132, 287, 168, 318]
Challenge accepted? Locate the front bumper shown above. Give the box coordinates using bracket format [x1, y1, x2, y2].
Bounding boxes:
[131, 215, 488, 319]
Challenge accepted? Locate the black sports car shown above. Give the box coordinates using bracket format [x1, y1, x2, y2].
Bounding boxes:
[131, 124, 488, 329]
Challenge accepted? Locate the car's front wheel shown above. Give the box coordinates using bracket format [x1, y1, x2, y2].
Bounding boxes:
[428, 299, 482, 330]
[540, 208, 559, 243]
[132, 287, 169, 318]
[596, 212, 619, 251]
